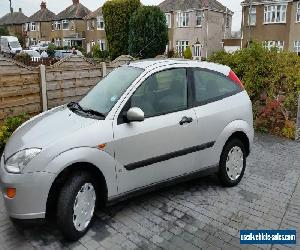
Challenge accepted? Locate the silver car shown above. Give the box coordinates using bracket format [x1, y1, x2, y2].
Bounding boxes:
[0, 60, 254, 240]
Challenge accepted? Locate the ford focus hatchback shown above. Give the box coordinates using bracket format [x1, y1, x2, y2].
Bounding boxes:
[0, 60, 254, 240]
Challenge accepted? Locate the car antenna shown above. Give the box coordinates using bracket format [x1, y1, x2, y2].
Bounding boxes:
[132, 36, 158, 59]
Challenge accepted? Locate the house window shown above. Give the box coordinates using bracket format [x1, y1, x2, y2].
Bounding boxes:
[176, 40, 189, 56]
[97, 16, 105, 30]
[264, 5, 287, 23]
[294, 41, 300, 55]
[55, 38, 61, 47]
[63, 39, 72, 47]
[196, 11, 203, 26]
[30, 22, 36, 31]
[25, 22, 30, 31]
[297, 2, 300, 22]
[165, 13, 171, 28]
[98, 40, 106, 51]
[176, 12, 189, 27]
[62, 20, 69, 30]
[193, 44, 202, 58]
[54, 21, 61, 30]
[30, 38, 37, 45]
[248, 7, 256, 25]
[264, 41, 284, 51]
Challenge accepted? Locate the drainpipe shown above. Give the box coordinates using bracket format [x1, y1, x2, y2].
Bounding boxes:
[248, 0, 253, 46]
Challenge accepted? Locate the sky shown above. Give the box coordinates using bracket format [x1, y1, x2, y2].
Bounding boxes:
[0, 0, 243, 31]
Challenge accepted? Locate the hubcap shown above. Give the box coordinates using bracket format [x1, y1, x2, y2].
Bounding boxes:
[73, 183, 96, 232]
[226, 146, 244, 181]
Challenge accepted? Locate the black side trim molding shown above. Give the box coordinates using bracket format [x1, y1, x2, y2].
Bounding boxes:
[124, 141, 215, 171]
[108, 164, 219, 206]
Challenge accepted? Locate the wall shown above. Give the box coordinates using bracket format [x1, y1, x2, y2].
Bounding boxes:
[242, 4, 292, 49]
[0, 58, 41, 120]
[289, 1, 300, 52]
[0, 55, 133, 122]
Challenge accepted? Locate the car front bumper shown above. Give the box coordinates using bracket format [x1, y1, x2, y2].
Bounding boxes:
[0, 154, 55, 220]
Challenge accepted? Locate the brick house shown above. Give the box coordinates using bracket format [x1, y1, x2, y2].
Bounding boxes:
[51, 0, 90, 48]
[84, 7, 106, 54]
[241, 0, 300, 54]
[159, 0, 233, 59]
[0, 8, 28, 38]
[25, 2, 56, 47]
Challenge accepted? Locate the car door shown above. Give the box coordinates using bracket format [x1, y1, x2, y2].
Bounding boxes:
[112, 68, 203, 194]
[190, 68, 244, 169]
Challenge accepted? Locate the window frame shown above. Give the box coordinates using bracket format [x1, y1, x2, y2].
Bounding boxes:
[30, 22, 36, 31]
[176, 11, 189, 27]
[62, 20, 69, 30]
[196, 11, 203, 27]
[176, 40, 189, 57]
[97, 16, 105, 30]
[165, 13, 171, 28]
[297, 2, 300, 22]
[190, 68, 243, 107]
[294, 41, 300, 54]
[248, 6, 256, 26]
[117, 67, 193, 124]
[264, 4, 287, 24]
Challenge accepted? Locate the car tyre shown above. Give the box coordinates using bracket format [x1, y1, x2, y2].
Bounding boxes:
[218, 138, 246, 187]
[57, 172, 98, 241]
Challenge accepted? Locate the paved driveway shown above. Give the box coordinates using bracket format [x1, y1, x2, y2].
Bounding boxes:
[0, 134, 299, 250]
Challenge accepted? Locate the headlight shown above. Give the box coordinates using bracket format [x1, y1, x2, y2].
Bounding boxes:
[5, 148, 42, 174]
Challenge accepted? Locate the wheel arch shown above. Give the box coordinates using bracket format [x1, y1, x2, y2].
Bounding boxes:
[46, 162, 108, 219]
[226, 131, 250, 157]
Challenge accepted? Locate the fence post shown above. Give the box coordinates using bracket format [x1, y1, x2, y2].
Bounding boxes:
[40, 64, 48, 112]
[296, 95, 300, 140]
[102, 62, 107, 77]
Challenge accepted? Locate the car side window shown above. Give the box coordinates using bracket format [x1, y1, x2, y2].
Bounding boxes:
[128, 68, 188, 118]
[192, 69, 240, 105]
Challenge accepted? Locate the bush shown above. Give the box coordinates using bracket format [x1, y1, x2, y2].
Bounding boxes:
[47, 43, 56, 57]
[103, 0, 141, 59]
[0, 113, 29, 153]
[183, 46, 192, 59]
[208, 42, 300, 139]
[0, 26, 9, 36]
[128, 6, 168, 59]
[15, 52, 31, 65]
[92, 44, 110, 59]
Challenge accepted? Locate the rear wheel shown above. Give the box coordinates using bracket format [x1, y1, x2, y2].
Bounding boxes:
[57, 172, 97, 241]
[218, 138, 246, 187]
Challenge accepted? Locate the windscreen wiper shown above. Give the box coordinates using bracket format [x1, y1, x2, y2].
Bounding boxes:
[83, 109, 106, 118]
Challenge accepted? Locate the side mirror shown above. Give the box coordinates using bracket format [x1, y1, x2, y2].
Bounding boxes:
[126, 107, 144, 122]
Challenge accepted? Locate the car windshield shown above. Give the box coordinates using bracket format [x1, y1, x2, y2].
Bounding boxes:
[79, 66, 144, 115]
[9, 41, 21, 48]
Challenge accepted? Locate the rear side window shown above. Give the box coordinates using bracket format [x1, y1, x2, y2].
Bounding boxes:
[192, 69, 241, 105]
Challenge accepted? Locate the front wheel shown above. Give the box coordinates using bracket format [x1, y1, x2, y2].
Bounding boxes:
[218, 138, 246, 187]
[57, 172, 97, 241]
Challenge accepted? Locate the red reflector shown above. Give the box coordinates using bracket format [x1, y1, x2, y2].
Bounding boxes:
[228, 70, 244, 89]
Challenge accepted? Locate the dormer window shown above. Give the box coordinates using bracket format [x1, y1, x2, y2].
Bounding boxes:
[97, 16, 105, 30]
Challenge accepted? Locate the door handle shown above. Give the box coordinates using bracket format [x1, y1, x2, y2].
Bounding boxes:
[179, 116, 193, 125]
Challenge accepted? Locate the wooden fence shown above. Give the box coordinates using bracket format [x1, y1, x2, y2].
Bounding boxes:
[0, 55, 134, 122]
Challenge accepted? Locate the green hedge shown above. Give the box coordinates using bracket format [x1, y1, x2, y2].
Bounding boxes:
[0, 113, 29, 154]
[128, 6, 168, 58]
[209, 43, 300, 139]
[103, 0, 141, 59]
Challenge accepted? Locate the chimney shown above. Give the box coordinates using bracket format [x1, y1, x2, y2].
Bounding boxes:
[72, 0, 79, 4]
[40, 1, 46, 9]
[19, 8, 22, 13]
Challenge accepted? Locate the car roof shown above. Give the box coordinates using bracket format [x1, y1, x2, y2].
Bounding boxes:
[128, 59, 231, 76]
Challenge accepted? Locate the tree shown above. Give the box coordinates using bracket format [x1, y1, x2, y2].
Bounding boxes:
[102, 0, 141, 59]
[0, 26, 9, 36]
[128, 6, 168, 59]
[183, 46, 192, 59]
